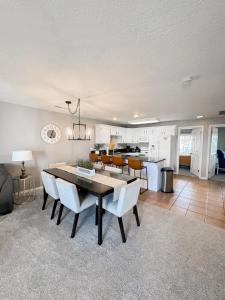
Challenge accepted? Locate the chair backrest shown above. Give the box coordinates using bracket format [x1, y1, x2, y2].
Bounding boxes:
[128, 158, 143, 170]
[105, 165, 122, 174]
[117, 179, 141, 217]
[56, 178, 80, 213]
[112, 156, 125, 166]
[89, 153, 99, 162]
[48, 162, 67, 168]
[41, 171, 59, 199]
[101, 155, 111, 164]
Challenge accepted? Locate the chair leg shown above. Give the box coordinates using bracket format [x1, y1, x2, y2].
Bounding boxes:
[51, 199, 59, 220]
[56, 204, 64, 225]
[118, 217, 126, 243]
[42, 188, 48, 210]
[140, 167, 148, 194]
[95, 205, 98, 225]
[133, 205, 140, 226]
[71, 213, 79, 238]
[146, 166, 148, 189]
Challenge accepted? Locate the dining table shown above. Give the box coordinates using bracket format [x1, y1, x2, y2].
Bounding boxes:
[43, 167, 136, 245]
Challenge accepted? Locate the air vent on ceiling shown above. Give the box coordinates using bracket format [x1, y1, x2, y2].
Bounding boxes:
[218, 110, 225, 115]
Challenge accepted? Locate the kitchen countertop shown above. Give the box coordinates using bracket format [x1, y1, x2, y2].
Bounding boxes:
[108, 153, 165, 163]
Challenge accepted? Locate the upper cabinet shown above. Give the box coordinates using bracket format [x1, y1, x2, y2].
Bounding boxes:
[137, 127, 150, 142]
[110, 126, 122, 136]
[95, 124, 177, 144]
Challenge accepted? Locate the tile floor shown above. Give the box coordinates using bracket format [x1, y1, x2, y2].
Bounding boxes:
[139, 175, 225, 230]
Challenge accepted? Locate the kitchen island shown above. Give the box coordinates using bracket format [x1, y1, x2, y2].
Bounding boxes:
[120, 155, 165, 192]
[99, 152, 166, 192]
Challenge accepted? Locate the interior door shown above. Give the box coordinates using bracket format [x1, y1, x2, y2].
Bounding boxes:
[190, 128, 202, 177]
[208, 127, 218, 178]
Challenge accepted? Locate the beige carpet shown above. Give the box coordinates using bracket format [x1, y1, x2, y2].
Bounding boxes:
[0, 192, 225, 300]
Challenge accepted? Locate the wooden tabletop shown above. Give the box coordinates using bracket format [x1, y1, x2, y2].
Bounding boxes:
[43, 168, 136, 197]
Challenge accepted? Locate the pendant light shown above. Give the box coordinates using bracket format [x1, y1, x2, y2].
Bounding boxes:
[66, 98, 91, 141]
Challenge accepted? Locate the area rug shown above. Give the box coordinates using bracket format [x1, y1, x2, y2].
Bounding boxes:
[0, 193, 224, 300]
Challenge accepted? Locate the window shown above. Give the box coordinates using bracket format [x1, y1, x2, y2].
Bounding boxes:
[180, 135, 192, 155]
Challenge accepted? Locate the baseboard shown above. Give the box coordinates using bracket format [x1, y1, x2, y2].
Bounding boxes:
[199, 176, 208, 180]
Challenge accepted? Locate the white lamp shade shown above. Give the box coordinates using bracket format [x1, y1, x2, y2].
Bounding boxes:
[12, 150, 33, 162]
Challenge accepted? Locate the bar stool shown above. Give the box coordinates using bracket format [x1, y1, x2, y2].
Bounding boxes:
[101, 155, 112, 167]
[112, 156, 127, 174]
[89, 153, 101, 163]
[128, 158, 148, 194]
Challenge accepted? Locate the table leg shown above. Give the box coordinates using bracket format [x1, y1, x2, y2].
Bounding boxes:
[42, 187, 48, 210]
[98, 195, 103, 245]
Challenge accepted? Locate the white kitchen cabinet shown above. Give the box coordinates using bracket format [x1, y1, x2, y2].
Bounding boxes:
[131, 128, 139, 143]
[155, 126, 176, 137]
[95, 124, 177, 149]
[137, 127, 149, 142]
[110, 126, 124, 136]
[123, 128, 132, 143]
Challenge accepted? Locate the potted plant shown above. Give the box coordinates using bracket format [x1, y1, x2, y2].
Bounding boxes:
[76, 159, 95, 176]
[94, 144, 101, 155]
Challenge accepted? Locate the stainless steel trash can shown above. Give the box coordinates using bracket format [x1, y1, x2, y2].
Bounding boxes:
[161, 167, 174, 193]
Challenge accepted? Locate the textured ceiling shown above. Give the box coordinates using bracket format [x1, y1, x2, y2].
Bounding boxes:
[0, 0, 225, 123]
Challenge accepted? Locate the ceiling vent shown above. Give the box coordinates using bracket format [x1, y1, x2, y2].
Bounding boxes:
[218, 110, 225, 115]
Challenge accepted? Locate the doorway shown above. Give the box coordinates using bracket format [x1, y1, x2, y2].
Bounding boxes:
[176, 126, 203, 178]
[207, 124, 225, 182]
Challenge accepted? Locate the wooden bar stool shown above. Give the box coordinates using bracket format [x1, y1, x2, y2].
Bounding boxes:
[128, 158, 148, 193]
[89, 153, 101, 163]
[101, 155, 112, 167]
[112, 156, 127, 174]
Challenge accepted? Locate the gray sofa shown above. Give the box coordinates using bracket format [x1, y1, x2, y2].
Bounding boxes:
[0, 165, 14, 215]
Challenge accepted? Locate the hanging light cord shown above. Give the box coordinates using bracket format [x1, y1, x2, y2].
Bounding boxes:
[65, 98, 80, 115]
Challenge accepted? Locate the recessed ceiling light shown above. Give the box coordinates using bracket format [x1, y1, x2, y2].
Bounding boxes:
[133, 114, 139, 118]
[196, 115, 204, 119]
[128, 118, 160, 125]
[113, 117, 117, 121]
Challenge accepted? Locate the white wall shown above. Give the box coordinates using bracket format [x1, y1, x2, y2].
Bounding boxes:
[0, 101, 98, 186]
[1, 101, 225, 184]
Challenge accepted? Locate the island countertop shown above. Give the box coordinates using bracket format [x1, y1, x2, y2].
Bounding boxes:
[107, 153, 165, 163]
[92, 152, 165, 191]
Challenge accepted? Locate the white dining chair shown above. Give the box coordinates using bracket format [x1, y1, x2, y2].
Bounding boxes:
[48, 162, 67, 168]
[101, 179, 141, 243]
[104, 165, 122, 174]
[56, 178, 97, 238]
[41, 171, 59, 220]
